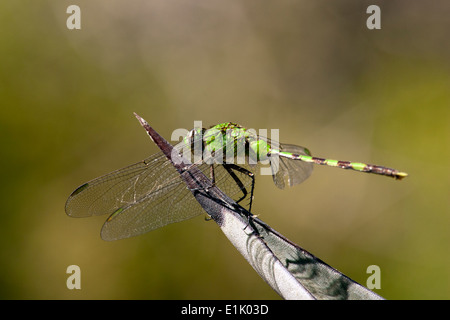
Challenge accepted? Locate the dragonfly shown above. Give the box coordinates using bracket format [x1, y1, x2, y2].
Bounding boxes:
[65, 116, 408, 240]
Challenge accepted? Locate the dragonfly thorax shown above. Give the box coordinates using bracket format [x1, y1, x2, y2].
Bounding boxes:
[184, 123, 270, 165]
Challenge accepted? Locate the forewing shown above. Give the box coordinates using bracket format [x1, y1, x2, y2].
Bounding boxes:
[65, 149, 183, 218]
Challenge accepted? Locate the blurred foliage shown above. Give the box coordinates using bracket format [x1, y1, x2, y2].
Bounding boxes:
[0, 0, 448, 299]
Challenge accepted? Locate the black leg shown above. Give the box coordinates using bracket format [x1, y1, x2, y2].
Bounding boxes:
[223, 164, 255, 213]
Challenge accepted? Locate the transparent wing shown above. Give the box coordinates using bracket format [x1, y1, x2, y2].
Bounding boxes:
[227, 130, 314, 190]
[271, 143, 314, 189]
[65, 140, 203, 218]
[100, 169, 203, 240]
[65, 151, 179, 218]
[65, 139, 256, 240]
[100, 162, 256, 240]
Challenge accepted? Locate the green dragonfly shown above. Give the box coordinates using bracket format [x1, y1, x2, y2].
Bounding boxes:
[66, 117, 407, 240]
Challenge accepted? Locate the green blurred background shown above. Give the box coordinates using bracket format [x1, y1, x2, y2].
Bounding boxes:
[0, 0, 448, 299]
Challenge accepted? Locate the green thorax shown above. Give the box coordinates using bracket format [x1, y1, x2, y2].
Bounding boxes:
[200, 122, 271, 162]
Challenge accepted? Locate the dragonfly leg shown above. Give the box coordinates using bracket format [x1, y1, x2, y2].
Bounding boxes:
[223, 164, 256, 213]
[241, 212, 264, 239]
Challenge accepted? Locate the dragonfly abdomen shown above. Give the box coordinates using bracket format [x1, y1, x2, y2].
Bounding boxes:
[326, 160, 407, 179]
[277, 152, 407, 180]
